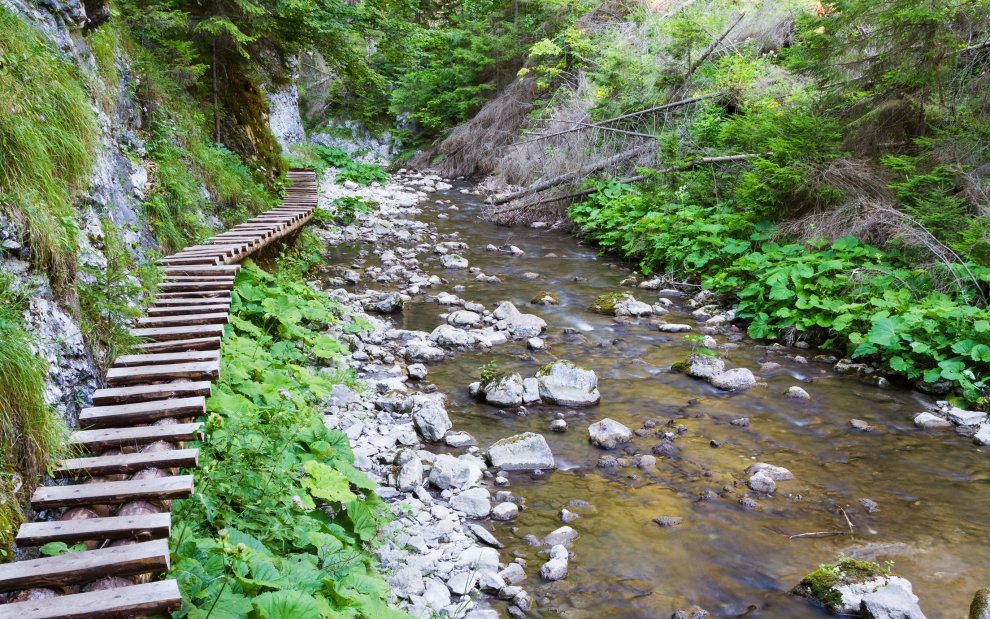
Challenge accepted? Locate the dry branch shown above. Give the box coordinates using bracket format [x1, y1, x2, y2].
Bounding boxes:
[686, 12, 746, 79]
[491, 143, 657, 205]
[495, 153, 767, 210]
[515, 93, 722, 145]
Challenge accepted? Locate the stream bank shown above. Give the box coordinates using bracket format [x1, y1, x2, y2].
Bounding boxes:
[309, 169, 990, 618]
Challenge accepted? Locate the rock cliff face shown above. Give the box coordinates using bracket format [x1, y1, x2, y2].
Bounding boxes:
[1, 0, 156, 429]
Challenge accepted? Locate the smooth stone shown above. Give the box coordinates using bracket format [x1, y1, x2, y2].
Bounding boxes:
[488, 432, 555, 471]
[491, 502, 519, 521]
[540, 526, 578, 548]
[429, 454, 482, 490]
[914, 412, 952, 429]
[744, 463, 794, 481]
[710, 367, 758, 391]
[588, 418, 632, 449]
[537, 361, 600, 406]
[451, 487, 492, 518]
[786, 386, 811, 400]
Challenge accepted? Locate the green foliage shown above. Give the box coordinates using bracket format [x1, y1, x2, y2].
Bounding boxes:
[572, 180, 990, 405]
[0, 274, 70, 559]
[479, 359, 499, 383]
[0, 6, 97, 288]
[800, 558, 891, 612]
[169, 259, 403, 617]
[77, 220, 159, 377]
[334, 162, 389, 187]
[328, 197, 374, 226]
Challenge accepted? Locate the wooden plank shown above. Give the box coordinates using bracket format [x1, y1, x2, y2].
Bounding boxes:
[152, 296, 231, 306]
[107, 361, 219, 386]
[146, 303, 230, 316]
[112, 350, 219, 367]
[79, 396, 205, 428]
[130, 324, 225, 341]
[31, 475, 194, 510]
[15, 513, 172, 547]
[161, 276, 236, 283]
[136, 312, 229, 327]
[158, 255, 220, 265]
[55, 449, 198, 479]
[161, 265, 240, 276]
[134, 336, 222, 353]
[155, 290, 231, 299]
[70, 423, 202, 451]
[158, 282, 234, 292]
[0, 579, 182, 619]
[92, 381, 211, 406]
[0, 541, 170, 593]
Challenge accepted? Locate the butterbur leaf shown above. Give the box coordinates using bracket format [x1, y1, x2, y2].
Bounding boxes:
[312, 334, 344, 359]
[303, 461, 357, 504]
[866, 317, 899, 348]
[252, 590, 322, 619]
[970, 344, 990, 362]
[346, 499, 378, 542]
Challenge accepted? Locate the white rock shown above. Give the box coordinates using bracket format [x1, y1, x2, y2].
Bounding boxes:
[540, 545, 569, 581]
[588, 418, 632, 449]
[657, 322, 692, 333]
[945, 406, 988, 426]
[448, 310, 482, 327]
[491, 502, 519, 521]
[522, 377, 540, 404]
[390, 566, 426, 598]
[451, 487, 492, 518]
[537, 361, 601, 406]
[974, 423, 990, 446]
[429, 454, 482, 490]
[440, 254, 469, 269]
[498, 562, 526, 584]
[397, 458, 424, 490]
[747, 472, 776, 494]
[483, 373, 524, 407]
[913, 412, 952, 429]
[527, 337, 546, 351]
[785, 386, 811, 400]
[405, 393, 451, 442]
[541, 526, 578, 547]
[430, 324, 471, 348]
[710, 368, 758, 391]
[488, 432, 555, 471]
[745, 463, 794, 481]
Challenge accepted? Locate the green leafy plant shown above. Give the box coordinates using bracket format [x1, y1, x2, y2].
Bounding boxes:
[329, 196, 374, 226]
[168, 259, 404, 617]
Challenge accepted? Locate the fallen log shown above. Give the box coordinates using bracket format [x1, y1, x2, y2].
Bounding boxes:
[491, 143, 657, 205]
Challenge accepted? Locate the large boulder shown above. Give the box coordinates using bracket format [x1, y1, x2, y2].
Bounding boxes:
[794, 560, 926, 618]
[451, 487, 492, 518]
[440, 254, 469, 269]
[429, 454, 483, 490]
[488, 433, 555, 471]
[482, 373, 525, 407]
[589, 292, 634, 315]
[588, 418, 632, 449]
[673, 354, 725, 379]
[971, 588, 990, 619]
[492, 301, 546, 338]
[710, 368, 758, 391]
[430, 324, 471, 348]
[447, 310, 482, 328]
[404, 393, 451, 441]
[537, 361, 601, 406]
[406, 341, 446, 363]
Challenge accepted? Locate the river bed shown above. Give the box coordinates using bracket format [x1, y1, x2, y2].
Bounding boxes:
[330, 180, 990, 618]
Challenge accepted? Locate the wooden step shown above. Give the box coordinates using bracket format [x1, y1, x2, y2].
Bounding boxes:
[152, 296, 231, 306]
[106, 361, 219, 386]
[130, 324, 225, 342]
[136, 312, 229, 327]
[70, 423, 203, 451]
[0, 540, 171, 593]
[92, 381, 211, 406]
[31, 475, 194, 510]
[79, 397, 206, 429]
[146, 303, 230, 316]
[157, 282, 234, 292]
[155, 290, 231, 299]
[158, 255, 220, 266]
[161, 276, 236, 283]
[55, 449, 198, 479]
[0, 579, 181, 619]
[134, 336, 223, 353]
[112, 350, 219, 367]
[15, 513, 172, 546]
[161, 265, 240, 276]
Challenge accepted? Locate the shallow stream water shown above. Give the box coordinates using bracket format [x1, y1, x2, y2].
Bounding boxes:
[336, 184, 990, 618]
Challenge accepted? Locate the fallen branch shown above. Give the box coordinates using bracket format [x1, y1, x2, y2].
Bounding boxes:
[788, 531, 846, 540]
[515, 93, 722, 145]
[686, 12, 746, 79]
[493, 153, 767, 211]
[542, 119, 661, 140]
[491, 143, 657, 205]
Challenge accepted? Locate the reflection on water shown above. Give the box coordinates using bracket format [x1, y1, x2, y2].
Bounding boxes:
[367, 187, 990, 617]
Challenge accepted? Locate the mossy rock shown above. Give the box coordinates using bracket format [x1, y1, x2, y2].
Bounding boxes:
[971, 587, 990, 619]
[531, 290, 560, 305]
[589, 292, 633, 315]
[793, 559, 890, 612]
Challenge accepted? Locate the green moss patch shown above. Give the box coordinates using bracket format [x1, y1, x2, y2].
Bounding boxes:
[589, 292, 632, 315]
[796, 558, 890, 612]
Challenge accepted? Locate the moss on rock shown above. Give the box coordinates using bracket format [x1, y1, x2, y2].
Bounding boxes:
[794, 558, 890, 612]
[531, 290, 560, 305]
[589, 292, 633, 315]
[971, 587, 990, 619]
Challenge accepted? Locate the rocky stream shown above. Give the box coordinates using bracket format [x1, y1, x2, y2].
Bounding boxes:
[309, 170, 990, 619]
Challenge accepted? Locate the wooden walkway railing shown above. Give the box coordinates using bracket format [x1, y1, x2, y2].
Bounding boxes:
[0, 170, 319, 618]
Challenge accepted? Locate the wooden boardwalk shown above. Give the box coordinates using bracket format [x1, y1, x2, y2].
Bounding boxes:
[0, 170, 319, 618]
